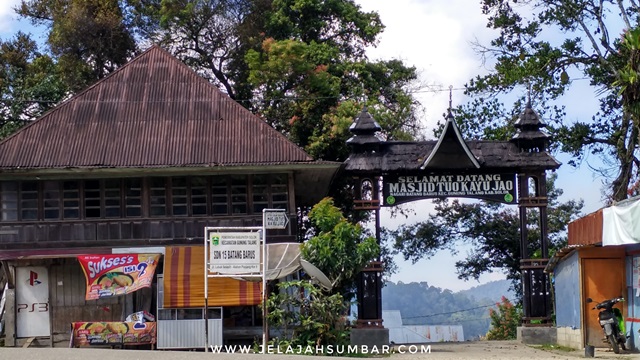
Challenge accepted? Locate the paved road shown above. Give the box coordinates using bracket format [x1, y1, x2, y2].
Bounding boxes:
[0, 341, 637, 360]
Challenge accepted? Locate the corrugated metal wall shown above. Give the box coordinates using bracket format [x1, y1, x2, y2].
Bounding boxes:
[554, 251, 580, 328]
[157, 319, 222, 349]
[568, 210, 602, 246]
[50, 258, 122, 334]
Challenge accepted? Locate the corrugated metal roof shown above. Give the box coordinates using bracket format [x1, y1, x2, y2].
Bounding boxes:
[568, 209, 603, 246]
[0, 45, 316, 170]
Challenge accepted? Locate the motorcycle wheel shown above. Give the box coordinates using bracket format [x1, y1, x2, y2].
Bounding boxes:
[608, 334, 620, 354]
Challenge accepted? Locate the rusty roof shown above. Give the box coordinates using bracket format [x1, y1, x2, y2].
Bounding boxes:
[0, 45, 321, 170]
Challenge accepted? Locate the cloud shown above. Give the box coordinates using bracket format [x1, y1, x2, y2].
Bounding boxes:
[355, 0, 496, 129]
[0, 1, 22, 33]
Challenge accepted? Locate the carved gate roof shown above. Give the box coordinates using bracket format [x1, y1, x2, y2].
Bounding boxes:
[345, 109, 560, 174]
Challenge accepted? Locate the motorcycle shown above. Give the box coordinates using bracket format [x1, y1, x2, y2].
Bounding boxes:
[586, 297, 626, 354]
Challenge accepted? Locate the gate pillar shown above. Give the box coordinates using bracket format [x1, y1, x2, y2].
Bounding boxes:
[512, 100, 553, 326]
[347, 108, 389, 347]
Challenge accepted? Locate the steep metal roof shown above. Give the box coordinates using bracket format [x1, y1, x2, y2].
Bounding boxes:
[0, 45, 317, 170]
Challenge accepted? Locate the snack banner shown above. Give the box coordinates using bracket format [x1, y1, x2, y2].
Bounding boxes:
[78, 254, 160, 300]
[71, 321, 156, 346]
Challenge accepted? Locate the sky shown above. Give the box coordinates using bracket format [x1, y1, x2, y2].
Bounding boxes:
[0, 1, 609, 292]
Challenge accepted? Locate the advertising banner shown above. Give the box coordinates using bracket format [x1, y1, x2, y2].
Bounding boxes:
[71, 321, 156, 346]
[208, 231, 261, 274]
[382, 173, 517, 206]
[78, 254, 160, 300]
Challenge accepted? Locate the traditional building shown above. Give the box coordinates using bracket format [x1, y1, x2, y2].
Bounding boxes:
[0, 45, 340, 348]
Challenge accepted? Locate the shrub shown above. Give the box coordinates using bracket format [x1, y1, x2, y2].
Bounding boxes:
[486, 296, 521, 340]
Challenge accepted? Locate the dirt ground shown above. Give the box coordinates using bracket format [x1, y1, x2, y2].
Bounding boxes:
[396, 341, 638, 359]
[0, 340, 638, 360]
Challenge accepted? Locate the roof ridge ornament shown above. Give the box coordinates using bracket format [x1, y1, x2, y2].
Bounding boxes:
[347, 105, 382, 151]
[511, 92, 550, 152]
[420, 91, 480, 170]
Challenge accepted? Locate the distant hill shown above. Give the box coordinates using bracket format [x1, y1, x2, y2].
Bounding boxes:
[457, 279, 515, 303]
[381, 279, 515, 340]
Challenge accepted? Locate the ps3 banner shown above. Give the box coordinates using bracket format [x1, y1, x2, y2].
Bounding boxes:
[382, 173, 517, 206]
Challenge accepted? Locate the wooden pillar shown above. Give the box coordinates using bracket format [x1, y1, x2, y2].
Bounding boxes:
[353, 176, 383, 328]
[518, 170, 552, 325]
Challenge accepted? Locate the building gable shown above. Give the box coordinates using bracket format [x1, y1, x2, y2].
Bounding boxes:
[0, 45, 314, 170]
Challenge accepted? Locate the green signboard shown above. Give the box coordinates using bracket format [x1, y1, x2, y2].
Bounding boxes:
[382, 173, 517, 206]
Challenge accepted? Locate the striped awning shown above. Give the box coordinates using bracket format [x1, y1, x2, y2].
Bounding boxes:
[163, 246, 262, 308]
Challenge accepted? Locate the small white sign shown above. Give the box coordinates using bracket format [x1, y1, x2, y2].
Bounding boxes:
[16, 266, 50, 337]
[209, 232, 261, 274]
[264, 211, 289, 229]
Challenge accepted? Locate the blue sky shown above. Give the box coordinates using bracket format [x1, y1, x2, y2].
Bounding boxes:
[0, 1, 608, 291]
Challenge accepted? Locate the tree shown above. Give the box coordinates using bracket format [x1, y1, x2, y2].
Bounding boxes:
[137, 0, 423, 160]
[301, 197, 379, 297]
[465, 1, 640, 202]
[18, 0, 138, 91]
[266, 197, 378, 350]
[386, 174, 583, 298]
[0, 32, 68, 139]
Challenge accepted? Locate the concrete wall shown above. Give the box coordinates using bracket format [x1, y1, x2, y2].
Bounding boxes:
[554, 251, 580, 328]
[556, 326, 582, 349]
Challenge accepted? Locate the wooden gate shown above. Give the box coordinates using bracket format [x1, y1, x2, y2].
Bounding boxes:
[582, 257, 625, 347]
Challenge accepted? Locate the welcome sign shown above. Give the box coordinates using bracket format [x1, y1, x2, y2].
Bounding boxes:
[382, 173, 517, 205]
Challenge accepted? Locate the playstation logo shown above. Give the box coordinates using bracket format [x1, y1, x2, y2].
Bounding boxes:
[28, 270, 42, 286]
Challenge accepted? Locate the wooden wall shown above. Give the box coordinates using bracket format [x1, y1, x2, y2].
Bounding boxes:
[49, 258, 122, 335]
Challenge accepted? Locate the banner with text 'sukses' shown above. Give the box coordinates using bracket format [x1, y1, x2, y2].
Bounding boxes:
[78, 254, 160, 300]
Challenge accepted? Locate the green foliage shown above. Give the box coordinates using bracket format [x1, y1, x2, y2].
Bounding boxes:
[266, 280, 349, 350]
[302, 197, 379, 297]
[465, 1, 640, 202]
[486, 296, 521, 340]
[0, 32, 68, 139]
[18, 0, 138, 90]
[386, 174, 583, 299]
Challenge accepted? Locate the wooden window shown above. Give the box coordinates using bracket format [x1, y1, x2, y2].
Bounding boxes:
[149, 177, 167, 217]
[43, 181, 60, 220]
[211, 176, 228, 215]
[62, 181, 80, 219]
[271, 174, 289, 210]
[191, 177, 208, 216]
[21, 181, 38, 220]
[171, 177, 188, 216]
[84, 180, 101, 218]
[252, 175, 268, 213]
[124, 178, 142, 217]
[231, 175, 247, 214]
[104, 179, 121, 218]
[0, 182, 18, 221]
